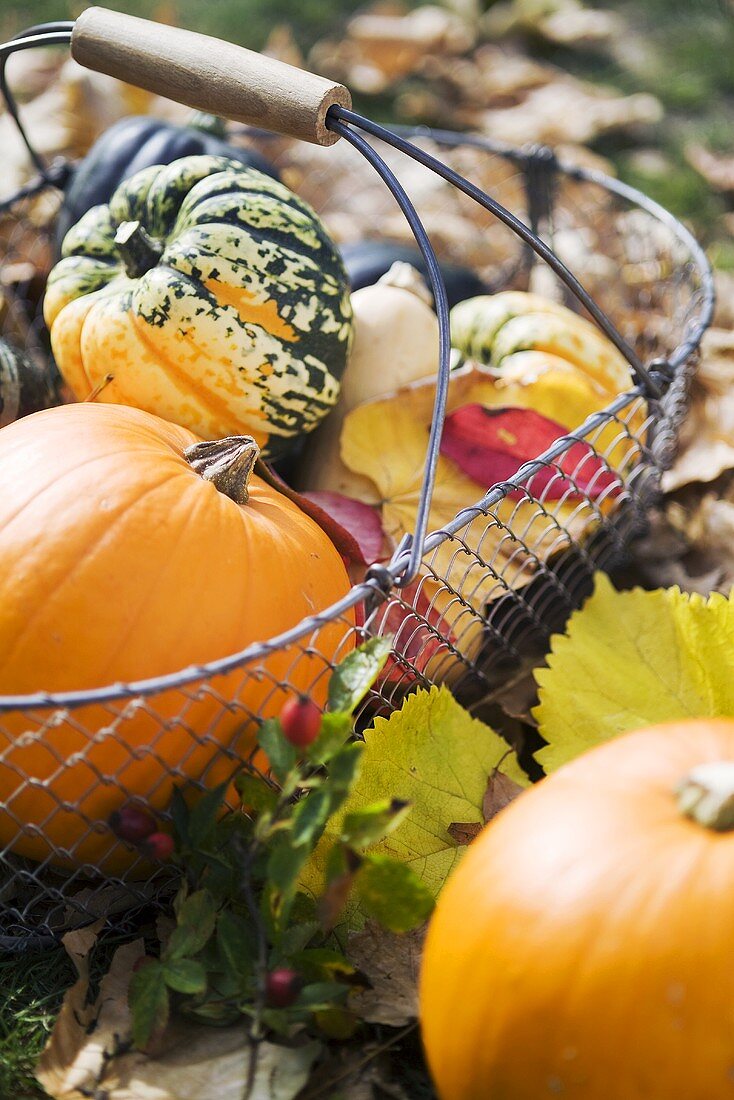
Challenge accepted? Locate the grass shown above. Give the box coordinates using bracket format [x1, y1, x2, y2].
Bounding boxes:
[1, 0, 368, 52]
[0, 947, 73, 1100]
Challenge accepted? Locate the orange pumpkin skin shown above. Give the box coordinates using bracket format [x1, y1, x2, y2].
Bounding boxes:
[0, 403, 353, 871]
[421, 719, 734, 1100]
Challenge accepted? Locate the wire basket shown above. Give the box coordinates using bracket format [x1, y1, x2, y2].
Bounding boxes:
[0, 15, 714, 947]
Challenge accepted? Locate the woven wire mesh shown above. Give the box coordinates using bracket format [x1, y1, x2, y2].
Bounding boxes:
[0, 117, 710, 945]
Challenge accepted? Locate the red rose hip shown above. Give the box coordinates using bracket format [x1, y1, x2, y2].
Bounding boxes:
[265, 967, 302, 1008]
[280, 695, 322, 748]
[109, 804, 157, 844]
[140, 832, 175, 861]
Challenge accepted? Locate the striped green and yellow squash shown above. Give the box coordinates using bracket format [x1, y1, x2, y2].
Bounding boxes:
[44, 155, 353, 456]
[450, 291, 633, 395]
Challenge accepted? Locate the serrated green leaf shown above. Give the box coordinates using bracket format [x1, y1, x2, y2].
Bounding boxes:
[258, 717, 297, 783]
[356, 855, 434, 932]
[341, 799, 412, 848]
[235, 773, 279, 815]
[165, 890, 218, 961]
[307, 711, 352, 766]
[129, 961, 169, 1049]
[328, 637, 392, 714]
[291, 787, 333, 849]
[216, 910, 254, 981]
[534, 575, 734, 772]
[302, 686, 526, 906]
[187, 782, 229, 847]
[162, 957, 207, 994]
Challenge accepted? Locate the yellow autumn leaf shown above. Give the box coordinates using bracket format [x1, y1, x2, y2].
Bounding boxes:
[534, 574, 734, 773]
[302, 685, 528, 906]
[340, 363, 609, 609]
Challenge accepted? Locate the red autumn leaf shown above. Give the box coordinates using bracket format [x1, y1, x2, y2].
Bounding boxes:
[375, 581, 449, 689]
[439, 404, 620, 500]
[302, 491, 385, 566]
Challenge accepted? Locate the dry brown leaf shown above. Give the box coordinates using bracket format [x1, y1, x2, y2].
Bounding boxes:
[482, 0, 622, 45]
[446, 822, 482, 844]
[37, 939, 320, 1100]
[458, 80, 661, 146]
[714, 270, 734, 330]
[482, 768, 524, 821]
[37, 936, 142, 1100]
[347, 922, 425, 1027]
[685, 144, 734, 194]
[624, 505, 726, 596]
[310, 4, 473, 93]
[663, 328, 734, 491]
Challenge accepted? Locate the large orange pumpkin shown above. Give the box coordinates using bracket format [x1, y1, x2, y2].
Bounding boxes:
[0, 403, 353, 871]
[421, 719, 734, 1100]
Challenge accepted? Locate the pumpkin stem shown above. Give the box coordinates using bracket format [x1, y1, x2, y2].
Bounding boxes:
[115, 221, 163, 278]
[184, 437, 260, 505]
[676, 762, 734, 831]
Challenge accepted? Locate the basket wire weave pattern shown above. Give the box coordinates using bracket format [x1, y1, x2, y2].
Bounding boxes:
[0, 23, 713, 946]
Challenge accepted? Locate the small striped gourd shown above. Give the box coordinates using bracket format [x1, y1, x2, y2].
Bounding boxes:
[450, 291, 633, 395]
[0, 338, 55, 428]
[44, 155, 353, 457]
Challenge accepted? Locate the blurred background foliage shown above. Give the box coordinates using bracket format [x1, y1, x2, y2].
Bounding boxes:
[0, 0, 732, 262]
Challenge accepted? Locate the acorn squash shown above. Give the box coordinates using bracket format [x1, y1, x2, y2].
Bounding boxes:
[44, 155, 353, 456]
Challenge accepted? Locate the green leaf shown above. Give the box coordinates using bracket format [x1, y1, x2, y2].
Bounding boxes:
[187, 782, 229, 847]
[302, 686, 527, 905]
[170, 785, 190, 847]
[291, 947, 355, 981]
[268, 837, 310, 901]
[534, 575, 734, 772]
[258, 718, 297, 783]
[297, 981, 350, 1007]
[277, 920, 321, 957]
[327, 742, 364, 793]
[356, 855, 434, 932]
[341, 799, 411, 849]
[327, 637, 393, 714]
[129, 961, 169, 1049]
[291, 787, 333, 849]
[307, 711, 352, 766]
[235, 773, 279, 815]
[162, 957, 207, 994]
[165, 890, 218, 960]
[216, 910, 254, 981]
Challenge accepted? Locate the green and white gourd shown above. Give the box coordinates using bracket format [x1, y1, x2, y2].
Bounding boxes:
[44, 155, 353, 456]
[0, 338, 55, 428]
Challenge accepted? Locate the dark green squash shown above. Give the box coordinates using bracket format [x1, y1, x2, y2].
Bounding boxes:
[56, 113, 280, 247]
[340, 240, 486, 309]
[0, 338, 56, 428]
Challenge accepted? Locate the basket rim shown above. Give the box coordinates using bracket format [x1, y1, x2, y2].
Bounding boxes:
[0, 126, 714, 713]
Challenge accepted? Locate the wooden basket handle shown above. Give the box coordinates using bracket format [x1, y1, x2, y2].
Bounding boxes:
[71, 7, 351, 146]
